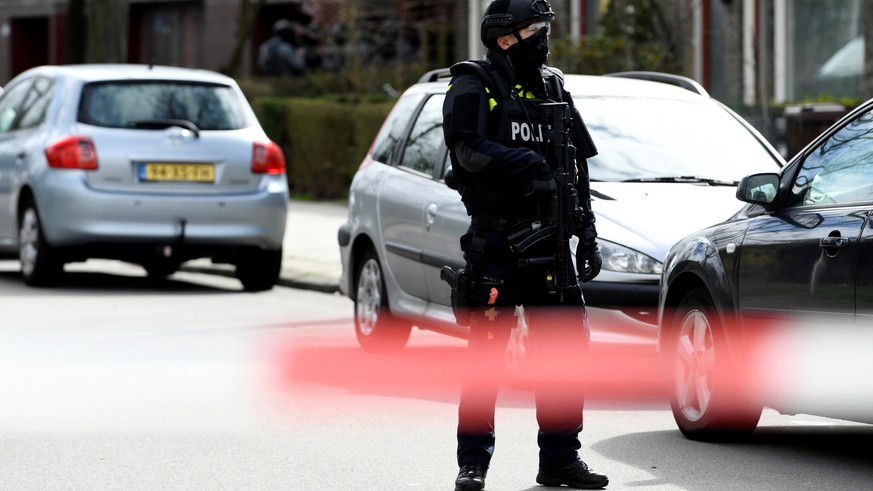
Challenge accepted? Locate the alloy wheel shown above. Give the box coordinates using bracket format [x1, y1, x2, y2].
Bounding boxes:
[355, 257, 382, 337]
[19, 207, 40, 277]
[674, 307, 715, 423]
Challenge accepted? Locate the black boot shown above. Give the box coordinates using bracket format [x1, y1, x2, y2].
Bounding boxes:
[455, 464, 487, 491]
[536, 459, 608, 489]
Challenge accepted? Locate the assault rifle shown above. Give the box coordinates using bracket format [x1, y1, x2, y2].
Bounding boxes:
[510, 102, 579, 302]
[543, 102, 579, 302]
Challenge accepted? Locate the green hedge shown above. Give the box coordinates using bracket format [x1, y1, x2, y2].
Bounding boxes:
[251, 97, 395, 200]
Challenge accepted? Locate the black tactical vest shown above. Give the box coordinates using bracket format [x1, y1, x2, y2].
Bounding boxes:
[456, 60, 556, 153]
[449, 60, 561, 218]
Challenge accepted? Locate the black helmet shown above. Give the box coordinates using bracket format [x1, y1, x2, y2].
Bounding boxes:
[480, 0, 555, 48]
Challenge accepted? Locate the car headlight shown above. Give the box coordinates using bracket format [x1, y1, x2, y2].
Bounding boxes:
[598, 239, 663, 274]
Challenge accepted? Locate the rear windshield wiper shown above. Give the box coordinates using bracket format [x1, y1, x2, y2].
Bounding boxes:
[620, 176, 738, 186]
[128, 119, 200, 138]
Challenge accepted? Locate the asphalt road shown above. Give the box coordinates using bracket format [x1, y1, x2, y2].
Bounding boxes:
[1, 260, 872, 490]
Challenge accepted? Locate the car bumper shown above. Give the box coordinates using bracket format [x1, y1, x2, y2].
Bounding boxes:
[581, 280, 660, 307]
[35, 173, 289, 250]
[581, 280, 661, 326]
[337, 222, 352, 297]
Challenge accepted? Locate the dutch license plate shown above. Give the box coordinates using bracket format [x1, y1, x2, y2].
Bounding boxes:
[139, 163, 215, 183]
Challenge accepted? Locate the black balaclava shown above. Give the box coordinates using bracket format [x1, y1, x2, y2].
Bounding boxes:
[506, 27, 549, 74]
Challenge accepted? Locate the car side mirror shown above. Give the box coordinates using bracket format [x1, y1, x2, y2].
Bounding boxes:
[444, 167, 458, 190]
[737, 173, 779, 207]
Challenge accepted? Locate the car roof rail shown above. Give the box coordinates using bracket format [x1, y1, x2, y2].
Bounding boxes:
[605, 71, 709, 97]
[418, 68, 453, 83]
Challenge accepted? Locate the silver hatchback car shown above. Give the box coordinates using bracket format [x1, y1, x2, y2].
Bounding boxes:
[339, 70, 785, 354]
[0, 64, 289, 290]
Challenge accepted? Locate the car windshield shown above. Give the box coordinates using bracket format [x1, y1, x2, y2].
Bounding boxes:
[578, 95, 780, 182]
[78, 81, 249, 130]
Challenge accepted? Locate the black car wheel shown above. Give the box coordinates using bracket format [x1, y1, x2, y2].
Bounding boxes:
[354, 248, 411, 352]
[669, 287, 762, 441]
[236, 247, 282, 292]
[18, 200, 63, 286]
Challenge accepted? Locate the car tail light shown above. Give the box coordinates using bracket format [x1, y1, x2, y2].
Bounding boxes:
[252, 141, 286, 174]
[45, 136, 99, 170]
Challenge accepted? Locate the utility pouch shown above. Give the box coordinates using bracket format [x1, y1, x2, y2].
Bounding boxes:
[441, 266, 472, 326]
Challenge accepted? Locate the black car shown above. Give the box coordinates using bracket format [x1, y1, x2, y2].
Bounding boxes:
[658, 98, 873, 440]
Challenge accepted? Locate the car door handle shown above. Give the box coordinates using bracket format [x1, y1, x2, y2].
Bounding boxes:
[820, 236, 849, 249]
[425, 203, 438, 229]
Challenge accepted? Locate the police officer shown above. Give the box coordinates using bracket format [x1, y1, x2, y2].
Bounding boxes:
[442, 0, 607, 489]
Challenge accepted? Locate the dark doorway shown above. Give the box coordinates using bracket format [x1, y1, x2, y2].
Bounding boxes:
[127, 2, 203, 67]
[11, 17, 49, 78]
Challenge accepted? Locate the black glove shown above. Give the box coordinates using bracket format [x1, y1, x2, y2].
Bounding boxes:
[576, 241, 602, 283]
[523, 177, 556, 202]
[523, 162, 555, 202]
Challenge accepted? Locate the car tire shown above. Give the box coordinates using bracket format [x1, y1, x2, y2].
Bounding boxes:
[18, 200, 63, 286]
[668, 287, 762, 441]
[354, 248, 411, 352]
[236, 247, 281, 292]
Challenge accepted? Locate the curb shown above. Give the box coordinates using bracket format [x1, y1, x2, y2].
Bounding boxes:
[180, 264, 341, 294]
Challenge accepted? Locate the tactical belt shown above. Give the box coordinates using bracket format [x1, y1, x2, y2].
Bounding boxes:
[472, 213, 512, 234]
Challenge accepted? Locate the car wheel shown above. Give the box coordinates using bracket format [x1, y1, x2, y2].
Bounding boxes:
[669, 287, 762, 441]
[354, 248, 411, 352]
[18, 200, 63, 286]
[236, 247, 281, 292]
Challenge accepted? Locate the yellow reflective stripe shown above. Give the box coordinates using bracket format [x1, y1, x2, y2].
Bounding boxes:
[514, 84, 534, 99]
[485, 86, 497, 111]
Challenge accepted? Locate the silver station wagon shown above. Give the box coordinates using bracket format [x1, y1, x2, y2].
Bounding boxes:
[0, 64, 289, 290]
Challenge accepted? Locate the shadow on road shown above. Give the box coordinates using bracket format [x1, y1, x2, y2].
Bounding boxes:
[596, 424, 873, 489]
[0, 259, 237, 295]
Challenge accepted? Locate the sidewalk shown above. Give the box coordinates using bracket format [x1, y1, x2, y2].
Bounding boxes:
[276, 199, 347, 292]
[183, 199, 347, 293]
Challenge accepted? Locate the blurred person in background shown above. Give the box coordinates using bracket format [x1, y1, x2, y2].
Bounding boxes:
[258, 19, 307, 77]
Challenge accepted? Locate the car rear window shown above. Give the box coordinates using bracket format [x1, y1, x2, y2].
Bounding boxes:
[77, 81, 249, 130]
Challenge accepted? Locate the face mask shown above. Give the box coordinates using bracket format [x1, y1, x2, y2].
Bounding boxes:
[507, 28, 549, 71]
